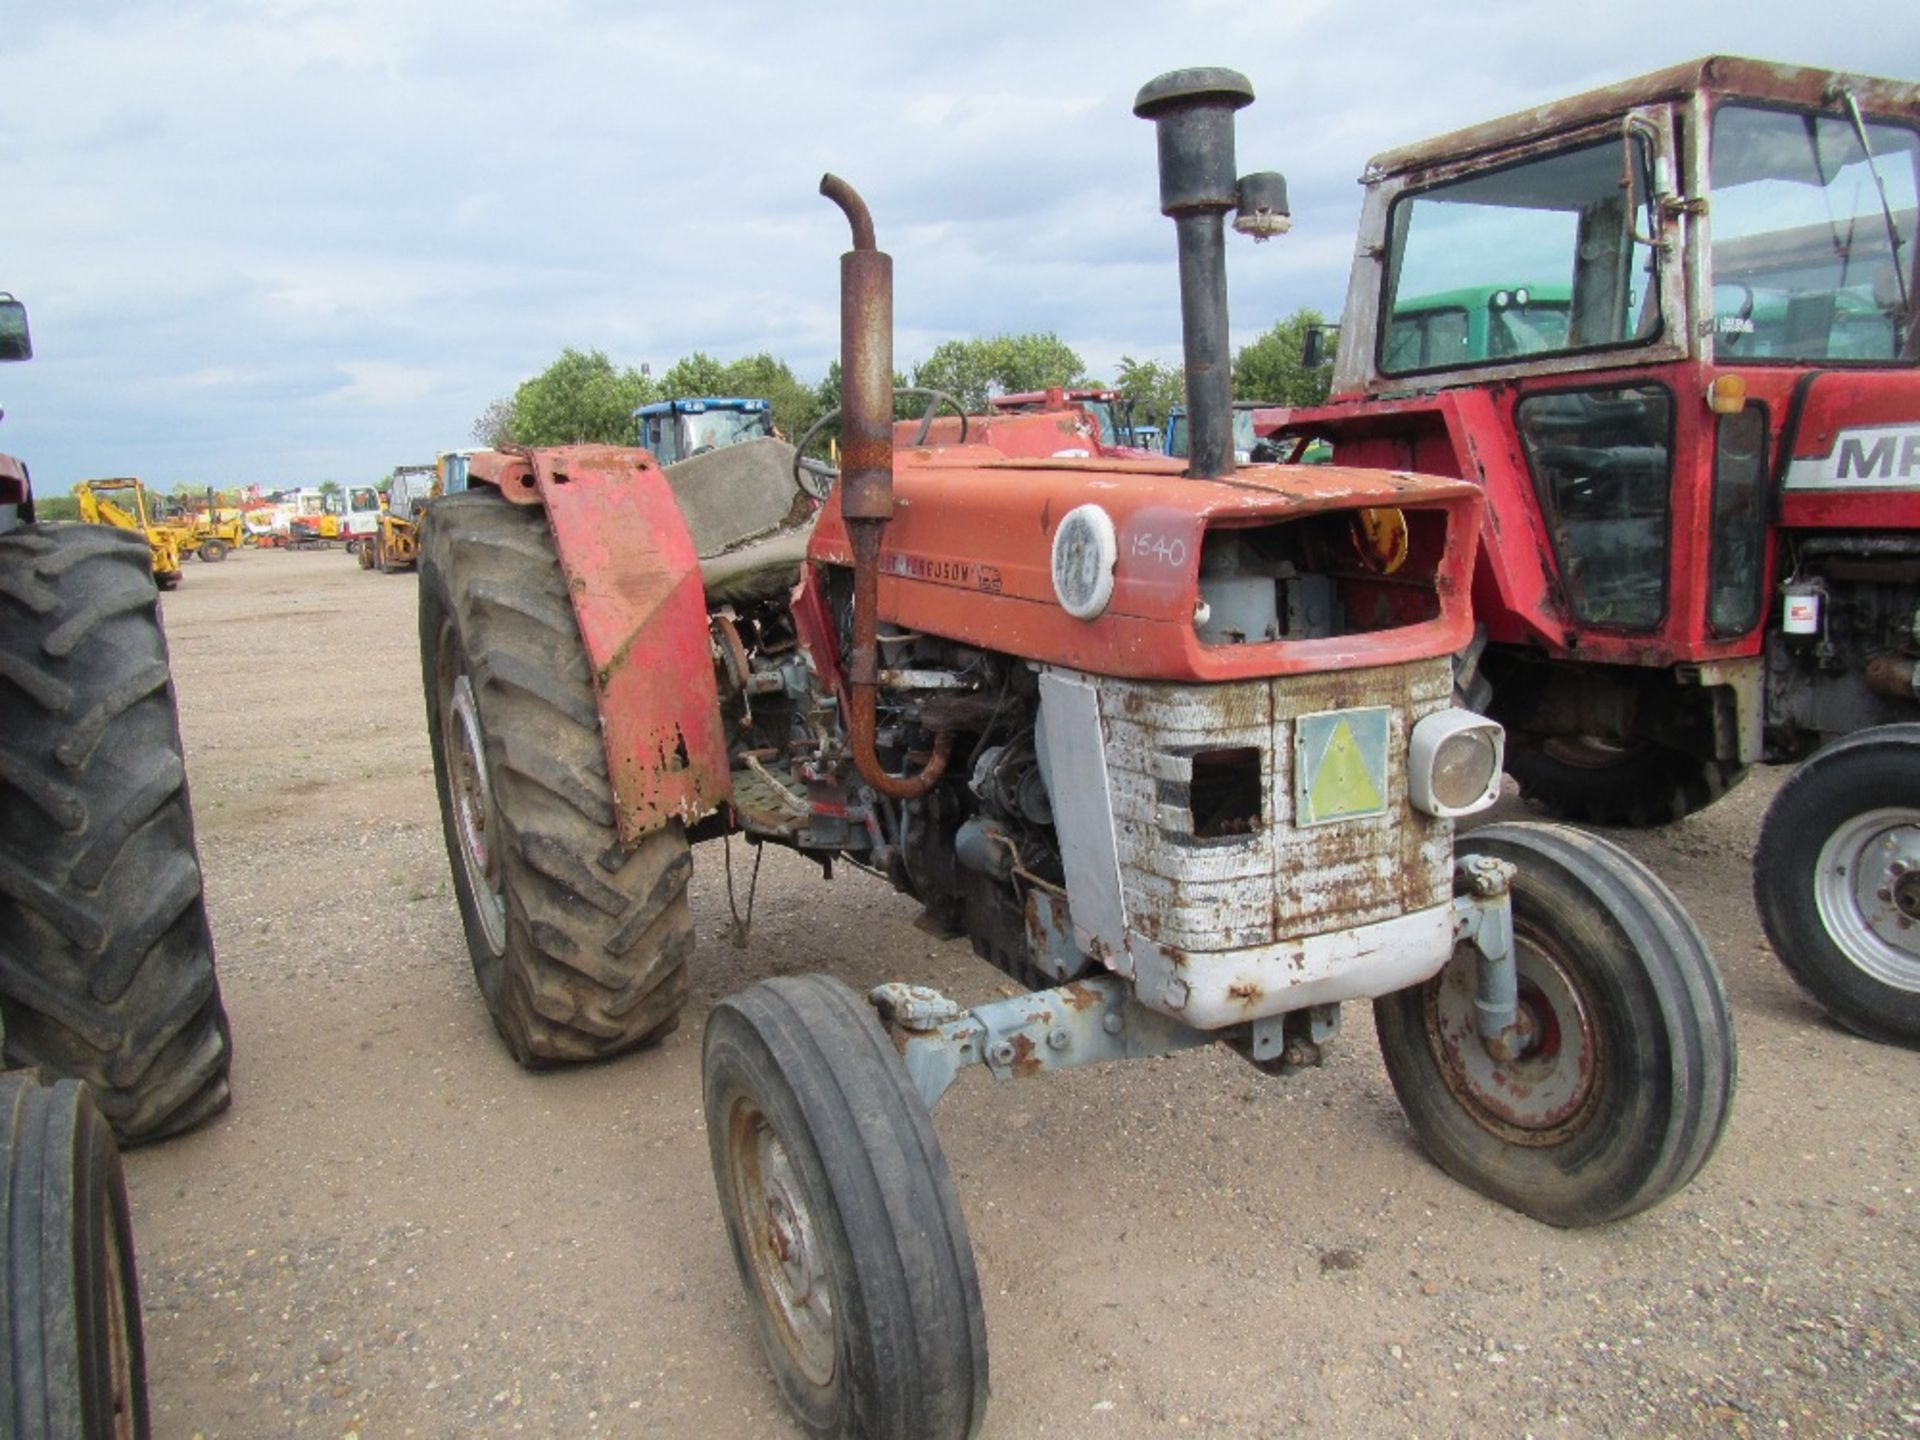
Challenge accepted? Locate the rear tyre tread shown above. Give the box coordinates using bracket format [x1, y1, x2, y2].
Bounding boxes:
[418, 489, 693, 1066]
[0, 523, 232, 1145]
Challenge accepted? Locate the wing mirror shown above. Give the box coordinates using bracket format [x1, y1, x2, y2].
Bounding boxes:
[0, 294, 31, 362]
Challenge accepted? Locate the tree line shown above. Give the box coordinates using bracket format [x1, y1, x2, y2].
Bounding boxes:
[477, 309, 1332, 449]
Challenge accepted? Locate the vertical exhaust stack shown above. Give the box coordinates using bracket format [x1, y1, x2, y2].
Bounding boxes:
[819, 174, 953, 800]
[1135, 69, 1287, 481]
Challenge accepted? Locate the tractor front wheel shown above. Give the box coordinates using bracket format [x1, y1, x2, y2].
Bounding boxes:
[0, 524, 232, 1143]
[703, 975, 988, 1440]
[1374, 822, 1735, 1227]
[1508, 737, 1745, 827]
[196, 539, 228, 564]
[418, 488, 692, 1065]
[0, 1075, 149, 1440]
[1754, 725, 1920, 1046]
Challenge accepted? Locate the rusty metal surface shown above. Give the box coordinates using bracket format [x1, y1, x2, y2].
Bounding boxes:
[1365, 56, 1920, 183]
[876, 975, 1216, 1110]
[496, 444, 731, 843]
[1038, 658, 1462, 1028]
[1098, 661, 1454, 950]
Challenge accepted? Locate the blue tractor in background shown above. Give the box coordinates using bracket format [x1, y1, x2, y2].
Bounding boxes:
[633, 397, 774, 465]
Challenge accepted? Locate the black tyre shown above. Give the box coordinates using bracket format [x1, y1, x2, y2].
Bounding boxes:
[0, 1074, 150, 1440]
[195, 540, 228, 564]
[355, 538, 376, 571]
[418, 488, 692, 1065]
[0, 524, 233, 1144]
[703, 975, 988, 1440]
[1508, 737, 1745, 827]
[151, 571, 179, 593]
[1374, 822, 1735, 1227]
[1754, 725, 1920, 1046]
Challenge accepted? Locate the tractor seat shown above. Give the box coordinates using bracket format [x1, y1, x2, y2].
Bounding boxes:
[660, 437, 817, 604]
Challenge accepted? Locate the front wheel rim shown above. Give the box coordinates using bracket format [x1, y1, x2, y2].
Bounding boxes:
[1423, 931, 1602, 1145]
[1813, 808, 1920, 991]
[439, 641, 507, 956]
[727, 1098, 837, 1387]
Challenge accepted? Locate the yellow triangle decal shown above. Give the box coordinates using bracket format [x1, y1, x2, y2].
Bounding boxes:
[1309, 719, 1384, 820]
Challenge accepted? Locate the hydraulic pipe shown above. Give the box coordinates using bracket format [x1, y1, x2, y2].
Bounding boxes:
[820, 173, 954, 800]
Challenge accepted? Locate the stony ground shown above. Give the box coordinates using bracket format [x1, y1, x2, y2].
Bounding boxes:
[127, 548, 1918, 1439]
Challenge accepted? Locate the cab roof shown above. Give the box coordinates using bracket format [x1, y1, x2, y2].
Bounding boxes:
[1364, 55, 1920, 183]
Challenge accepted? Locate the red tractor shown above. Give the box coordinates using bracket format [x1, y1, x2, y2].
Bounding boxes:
[1259, 56, 1920, 1047]
[419, 70, 1734, 1439]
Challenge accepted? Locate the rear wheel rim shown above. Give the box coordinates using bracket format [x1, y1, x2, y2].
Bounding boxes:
[1814, 807, 1920, 991]
[726, 1097, 837, 1387]
[438, 632, 507, 955]
[103, 1202, 137, 1440]
[1423, 930, 1602, 1145]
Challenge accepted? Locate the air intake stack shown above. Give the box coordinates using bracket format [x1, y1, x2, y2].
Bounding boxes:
[1135, 68, 1289, 480]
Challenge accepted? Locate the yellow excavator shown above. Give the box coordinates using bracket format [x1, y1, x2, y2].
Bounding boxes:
[150, 488, 246, 562]
[72, 477, 183, 588]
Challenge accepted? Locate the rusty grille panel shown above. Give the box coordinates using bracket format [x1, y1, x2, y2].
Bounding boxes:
[1098, 660, 1453, 950]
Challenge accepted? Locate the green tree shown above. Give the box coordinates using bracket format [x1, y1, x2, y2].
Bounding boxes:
[472, 395, 517, 448]
[317, 480, 342, 497]
[1232, 308, 1333, 406]
[33, 493, 79, 522]
[911, 333, 1089, 412]
[509, 348, 654, 446]
[657, 351, 729, 400]
[714, 352, 821, 440]
[1112, 355, 1185, 430]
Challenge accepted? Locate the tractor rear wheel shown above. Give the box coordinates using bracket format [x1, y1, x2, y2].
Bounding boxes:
[1508, 736, 1745, 827]
[0, 1074, 150, 1440]
[1374, 822, 1734, 1227]
[0, 524, 233, 1144]
[195, 540, 228, 564]
[703, 975, 988, 1440]
[1754, 725, 1920, 1046]
[418, 488, 692, 1065]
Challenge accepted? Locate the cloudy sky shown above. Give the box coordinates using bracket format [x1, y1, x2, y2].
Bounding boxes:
[4, 1, 1915, 490]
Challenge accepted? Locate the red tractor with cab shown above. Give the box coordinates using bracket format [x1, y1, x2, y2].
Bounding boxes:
[418, 69, 1735, 1440]
[1259, 56, 1920, 1047]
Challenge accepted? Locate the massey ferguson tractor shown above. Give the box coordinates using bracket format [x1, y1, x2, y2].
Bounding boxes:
[419, 70, 1734, 1440]
[1258, 56, 1920, 1047]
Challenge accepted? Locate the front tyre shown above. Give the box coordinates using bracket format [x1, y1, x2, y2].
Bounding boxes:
[1754, 725, 1920, 1046]
[0, 1074, 150, 1440]
[1375, 822, 1735, 1227]
[418, 488, 692, 1065]
[703, 975, 988, 1440]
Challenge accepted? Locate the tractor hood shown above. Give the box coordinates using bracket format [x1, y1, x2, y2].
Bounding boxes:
[808, 429, 1480, 683]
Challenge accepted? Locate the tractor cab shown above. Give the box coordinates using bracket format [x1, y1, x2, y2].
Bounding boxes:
[1267, 56, 1917, 674]
[633, 397, 773, 466]
[0, 293, 32, 530]
[1165, 401, 1265, 462]
[987, 387, 1136, 448]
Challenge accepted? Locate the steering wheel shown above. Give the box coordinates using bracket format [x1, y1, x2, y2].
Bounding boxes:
[1713, 282, 1756, 351]
[790, 388, 970, 501]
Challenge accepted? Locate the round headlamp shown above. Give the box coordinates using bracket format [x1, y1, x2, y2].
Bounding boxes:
[1051, 504, 1118, 620]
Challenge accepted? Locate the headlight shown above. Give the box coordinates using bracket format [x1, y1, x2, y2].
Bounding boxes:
[1051, 504, 1117, 620]
[1408, 710, 1504, 818]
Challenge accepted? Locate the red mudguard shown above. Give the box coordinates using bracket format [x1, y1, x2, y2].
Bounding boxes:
[469, 445, 730, 844]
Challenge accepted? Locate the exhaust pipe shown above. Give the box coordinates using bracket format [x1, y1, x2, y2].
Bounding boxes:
[1135, 68, 1286, 482]
[820, 174, 953, 800]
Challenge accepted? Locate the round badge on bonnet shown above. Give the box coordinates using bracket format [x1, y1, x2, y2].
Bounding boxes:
[1051, 504, 1118, 620]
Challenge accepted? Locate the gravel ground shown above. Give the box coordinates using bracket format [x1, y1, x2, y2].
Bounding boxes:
[126, 547, 1918, 1439]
